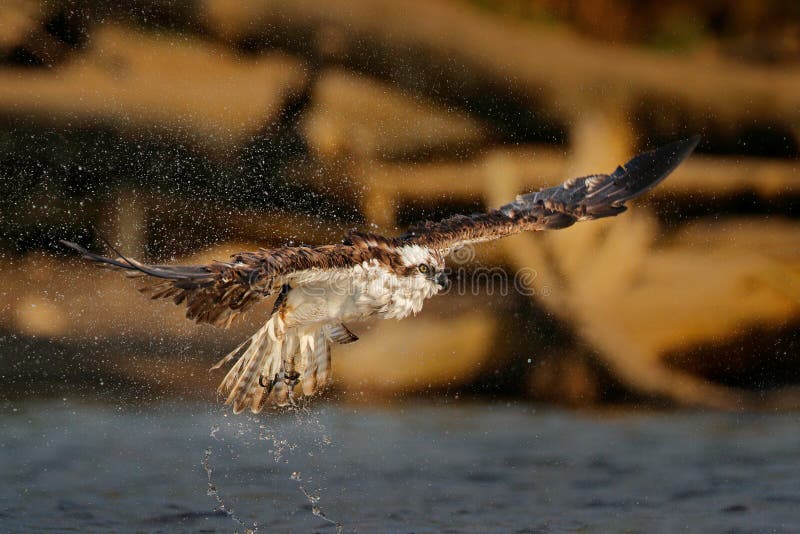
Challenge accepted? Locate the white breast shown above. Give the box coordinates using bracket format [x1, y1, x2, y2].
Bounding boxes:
[283, 260, 434, 326]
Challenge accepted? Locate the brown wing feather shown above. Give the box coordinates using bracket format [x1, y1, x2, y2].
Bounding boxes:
[61, 137, 698, 326]
[59, 237, 398, 327]
[401, 136, 700, 252]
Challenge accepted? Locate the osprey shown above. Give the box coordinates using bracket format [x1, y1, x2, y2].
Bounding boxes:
[62, 137, 699, 413]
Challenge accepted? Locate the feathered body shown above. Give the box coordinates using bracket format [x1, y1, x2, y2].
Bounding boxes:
[204, 244, 445, 412]
[62, 136, 700, 413]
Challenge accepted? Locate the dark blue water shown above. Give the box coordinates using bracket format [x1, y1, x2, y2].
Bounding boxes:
[2, 399, 799, 533]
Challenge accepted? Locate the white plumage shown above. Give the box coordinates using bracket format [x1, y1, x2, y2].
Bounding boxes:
[61, 136, 700, 414]
[216, 246, 445, 412]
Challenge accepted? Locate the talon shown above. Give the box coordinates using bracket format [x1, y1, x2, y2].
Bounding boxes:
[284, 370, 300, 386]
[259, 373, 281, 394]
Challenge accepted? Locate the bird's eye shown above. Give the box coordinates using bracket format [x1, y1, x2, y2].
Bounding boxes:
[418, 264, 430, 274]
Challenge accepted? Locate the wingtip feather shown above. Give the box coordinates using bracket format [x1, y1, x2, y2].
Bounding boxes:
[59, 239, 89, 256]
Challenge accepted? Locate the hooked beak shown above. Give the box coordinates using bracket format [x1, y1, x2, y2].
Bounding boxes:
[435, 271, 450, 290]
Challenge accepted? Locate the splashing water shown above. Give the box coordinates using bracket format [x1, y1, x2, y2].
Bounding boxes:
[279, 405, 342, 531]
[298, 483, 343, 534]
[203, 404, 342, 531]
[202, 446, 257, 533]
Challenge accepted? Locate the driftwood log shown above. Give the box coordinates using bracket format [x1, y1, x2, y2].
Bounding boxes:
[1, 1, 798, 409]
[201, 0, 800, 138]
[0, 26, 308, 154]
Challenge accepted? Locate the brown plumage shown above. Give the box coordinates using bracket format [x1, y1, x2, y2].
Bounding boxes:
[61, 136, 698, 329]
[61, 136, 700, 413]
[401, 136, 700, 252]
[61, 231, 405, 327]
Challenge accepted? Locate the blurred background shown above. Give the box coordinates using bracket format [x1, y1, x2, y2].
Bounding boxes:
[1, 0, 800, 410]
[2, 1, 800, 532]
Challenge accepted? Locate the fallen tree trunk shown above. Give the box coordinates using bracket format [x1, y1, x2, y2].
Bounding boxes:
[201, 0, 800, 141]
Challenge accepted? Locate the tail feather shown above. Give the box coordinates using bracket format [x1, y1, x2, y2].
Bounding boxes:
[301, 331, 319, 395]
[230, 339, 277, 413]
[250, 339, 285, 412]
[240, 339, 280, 412]
[214, 317, 335, 413]
[222, 322, 274, 413]
[209, 335, 252, 372]
[215, 318, 273, 413]
[315, 329, 333, 387]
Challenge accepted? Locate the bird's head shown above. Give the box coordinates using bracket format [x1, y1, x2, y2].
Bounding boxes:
[397, 245, 449, 294]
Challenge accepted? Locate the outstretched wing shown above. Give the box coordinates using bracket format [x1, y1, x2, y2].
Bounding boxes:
[59, 236, 390, 327]
[62, 137, 697, 326]
[401, 136, 700, 252]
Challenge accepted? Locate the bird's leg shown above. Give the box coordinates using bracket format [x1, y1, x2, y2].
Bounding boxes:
[284, 370, 300, 386]
[285, 371, 300, 406]
[282, 343, 300, 404]
[259, 370, 300, 405]
[260, 373, 280, 394]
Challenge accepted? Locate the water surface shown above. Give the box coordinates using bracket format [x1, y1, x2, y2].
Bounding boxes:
[2, 399, 799, 532]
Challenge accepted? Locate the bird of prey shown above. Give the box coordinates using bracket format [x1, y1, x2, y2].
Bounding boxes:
[62, 136, 699, 413]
